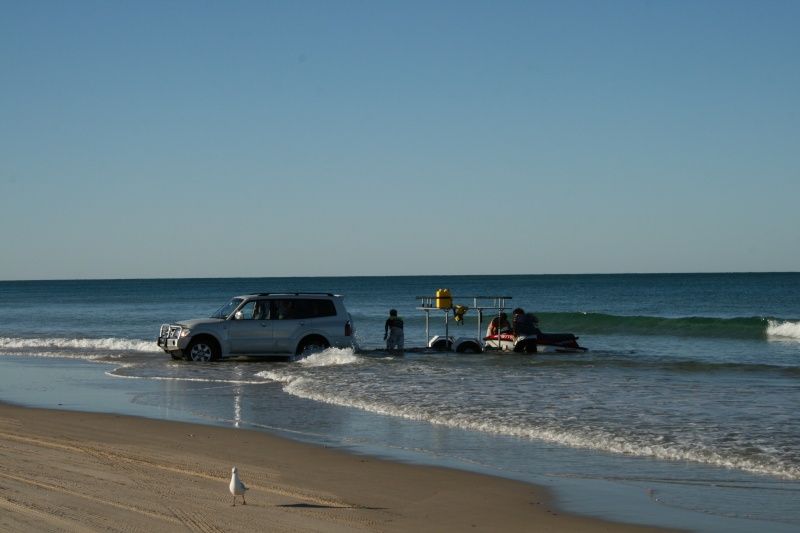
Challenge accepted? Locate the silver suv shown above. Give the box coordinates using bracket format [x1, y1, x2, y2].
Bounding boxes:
[158, 292, 355, 361]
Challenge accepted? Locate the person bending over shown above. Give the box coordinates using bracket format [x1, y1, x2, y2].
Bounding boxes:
[487, 312, 512, 336]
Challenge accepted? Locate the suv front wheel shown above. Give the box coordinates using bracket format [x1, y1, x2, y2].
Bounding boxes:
[185, 338, 220, 362]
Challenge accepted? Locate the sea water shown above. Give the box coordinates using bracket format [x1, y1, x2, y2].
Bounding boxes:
[1, 273, 798, 531]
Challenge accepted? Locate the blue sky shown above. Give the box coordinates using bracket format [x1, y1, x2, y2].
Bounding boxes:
[2, 0, 798, 280]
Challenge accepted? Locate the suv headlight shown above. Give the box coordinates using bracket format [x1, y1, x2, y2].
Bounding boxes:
[179, 329, 191, 338]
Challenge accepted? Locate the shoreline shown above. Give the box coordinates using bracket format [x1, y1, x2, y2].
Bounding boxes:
[0, 402, 680, 532]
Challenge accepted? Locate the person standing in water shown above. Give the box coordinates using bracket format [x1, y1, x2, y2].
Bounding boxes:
[512, 307, 540, 353]
[384, 309, 404, 352]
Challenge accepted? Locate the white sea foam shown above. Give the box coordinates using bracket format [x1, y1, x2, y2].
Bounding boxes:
[0, 336, 161, 353]
[255, 350, 359, 384]
[296, 348, 360, 367]
[256, 370, 296, 383]
[273, 375, 800, 480]
[766, 320, 800, 339]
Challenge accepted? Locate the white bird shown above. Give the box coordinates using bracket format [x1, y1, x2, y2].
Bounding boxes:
[229, 467, 248, 506]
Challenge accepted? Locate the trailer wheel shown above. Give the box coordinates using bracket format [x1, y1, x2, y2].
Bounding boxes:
[456, 341, 482, 354]
[431, 338, 452, 351]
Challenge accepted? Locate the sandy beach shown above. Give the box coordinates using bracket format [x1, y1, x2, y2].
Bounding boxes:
[0, 403, 680, 532]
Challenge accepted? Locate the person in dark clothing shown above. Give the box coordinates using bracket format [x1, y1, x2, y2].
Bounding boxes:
[512, 307, 540, 353]
[384, 309, 404, 351]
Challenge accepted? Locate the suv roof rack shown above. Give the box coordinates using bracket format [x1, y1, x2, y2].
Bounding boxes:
[255, 292, 336, 297]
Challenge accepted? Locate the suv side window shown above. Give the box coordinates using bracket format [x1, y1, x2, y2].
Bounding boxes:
[275, 300, 293, 319]
[253, 300, 270, 320]
[311, 299, 336, 317]
[289, 299, 336, 319]
[237, 300, 271, 320]
[236, 301, 255, 320]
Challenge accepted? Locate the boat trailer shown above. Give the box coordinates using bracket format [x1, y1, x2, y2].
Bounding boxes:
[415, 289, 587, 354]
[416, 290, 512, 353]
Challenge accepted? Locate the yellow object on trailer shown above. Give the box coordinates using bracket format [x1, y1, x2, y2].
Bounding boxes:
[436, 288, 452, 309]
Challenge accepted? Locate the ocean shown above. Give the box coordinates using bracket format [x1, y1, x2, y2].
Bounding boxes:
[1, 273, 798, 531]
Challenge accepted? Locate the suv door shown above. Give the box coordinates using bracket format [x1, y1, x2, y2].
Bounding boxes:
[271, 298, 315, 354]
[227, 299, 274, 354]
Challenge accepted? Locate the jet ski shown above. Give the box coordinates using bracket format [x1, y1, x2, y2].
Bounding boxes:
[483, 331, 587, 353]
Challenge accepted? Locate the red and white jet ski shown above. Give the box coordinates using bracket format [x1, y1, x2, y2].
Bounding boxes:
[483, 331, 587, 353]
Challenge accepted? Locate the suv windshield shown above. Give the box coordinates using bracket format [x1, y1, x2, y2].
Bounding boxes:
[211, 298, 243, 319]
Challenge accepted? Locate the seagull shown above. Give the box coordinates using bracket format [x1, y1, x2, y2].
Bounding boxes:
[229, 467, 248, 506]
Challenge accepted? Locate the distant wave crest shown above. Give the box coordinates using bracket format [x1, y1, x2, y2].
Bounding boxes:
[766, 319, 800, 339]
[545, 312, 798, 340]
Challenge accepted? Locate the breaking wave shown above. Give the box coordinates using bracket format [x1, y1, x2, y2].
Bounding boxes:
[544, 312, 799, 340]
[0, 336, 161, 355]
[766, 319, 800, 339]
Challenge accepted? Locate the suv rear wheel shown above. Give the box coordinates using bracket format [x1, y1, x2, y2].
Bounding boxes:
[296, 336, 330, 355]
[185, 338, 220, 362]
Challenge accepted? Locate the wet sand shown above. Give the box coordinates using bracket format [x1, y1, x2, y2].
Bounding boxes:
[0, 403, 680, 532]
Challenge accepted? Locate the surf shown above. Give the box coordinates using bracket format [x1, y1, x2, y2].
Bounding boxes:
[544, 313, 799, 340]
[0, 336, 162, 354]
